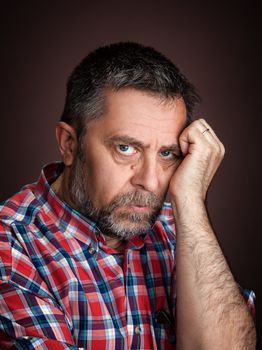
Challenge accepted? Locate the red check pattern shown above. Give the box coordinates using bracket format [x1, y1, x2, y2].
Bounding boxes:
[0, 162, 255, 349]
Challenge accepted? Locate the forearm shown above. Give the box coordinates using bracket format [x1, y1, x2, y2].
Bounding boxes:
[172, 197, 256, 350]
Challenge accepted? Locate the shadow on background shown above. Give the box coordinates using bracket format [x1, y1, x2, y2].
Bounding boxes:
[0, 1, 261, 347]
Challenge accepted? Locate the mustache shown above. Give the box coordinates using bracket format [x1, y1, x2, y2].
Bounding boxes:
[101, 190, 163, 213]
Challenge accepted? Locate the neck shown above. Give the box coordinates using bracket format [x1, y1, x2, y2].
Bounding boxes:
[102, 234, 126, 253]
[51, 169, 78, 211]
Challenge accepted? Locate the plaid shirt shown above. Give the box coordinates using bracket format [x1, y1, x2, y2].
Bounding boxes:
[0, 163, 255, 350]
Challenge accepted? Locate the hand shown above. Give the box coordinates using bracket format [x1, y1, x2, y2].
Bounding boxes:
[169, 118, 225, 203]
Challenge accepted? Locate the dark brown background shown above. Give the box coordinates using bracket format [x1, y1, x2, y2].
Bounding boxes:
[0, 1, 261, 347]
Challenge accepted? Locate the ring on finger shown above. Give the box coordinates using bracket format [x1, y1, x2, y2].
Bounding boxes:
[202, 128, 210, 135]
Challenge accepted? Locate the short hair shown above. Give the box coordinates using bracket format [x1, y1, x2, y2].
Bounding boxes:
[60, 42, 200, 139]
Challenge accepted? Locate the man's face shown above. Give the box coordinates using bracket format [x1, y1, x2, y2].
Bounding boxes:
[68, 88, 187, 239]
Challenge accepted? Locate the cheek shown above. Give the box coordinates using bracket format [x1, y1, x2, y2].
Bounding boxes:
[85, 156, 133, 207]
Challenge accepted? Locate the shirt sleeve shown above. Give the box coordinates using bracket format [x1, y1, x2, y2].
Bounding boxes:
[240, 287, 256, 320]
[0, 224, 78, 350]
[0, 278, 80, 350]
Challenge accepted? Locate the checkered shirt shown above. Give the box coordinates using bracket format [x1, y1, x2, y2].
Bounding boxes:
[0, 162, 255, 349]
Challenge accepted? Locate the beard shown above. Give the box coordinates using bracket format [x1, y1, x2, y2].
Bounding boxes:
[68, 152, 165, 240]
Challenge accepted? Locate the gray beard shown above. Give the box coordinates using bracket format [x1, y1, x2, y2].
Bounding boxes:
[68, 154, 164, 239]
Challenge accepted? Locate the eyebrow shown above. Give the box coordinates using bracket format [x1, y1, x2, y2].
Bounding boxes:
[104, 134, 182, 157]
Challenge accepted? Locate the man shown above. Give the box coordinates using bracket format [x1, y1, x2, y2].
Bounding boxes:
[0, 42, 256, 349]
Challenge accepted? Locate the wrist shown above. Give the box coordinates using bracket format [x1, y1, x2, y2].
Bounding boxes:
[170, 193, 207, 220]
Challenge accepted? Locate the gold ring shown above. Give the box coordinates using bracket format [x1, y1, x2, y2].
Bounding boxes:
[202, 128, 210, 134]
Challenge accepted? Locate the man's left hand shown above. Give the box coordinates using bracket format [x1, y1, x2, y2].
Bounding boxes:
[169, 118, 225, 203]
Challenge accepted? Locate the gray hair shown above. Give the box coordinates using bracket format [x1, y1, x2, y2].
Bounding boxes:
[60, 42, 200, 140]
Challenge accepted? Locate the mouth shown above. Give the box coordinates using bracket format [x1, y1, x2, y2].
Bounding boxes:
[125, 204, 151, 213]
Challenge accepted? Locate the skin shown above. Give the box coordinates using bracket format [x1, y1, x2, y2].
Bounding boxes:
[54, 88, 187, 248]
[54, 88, 256, 349]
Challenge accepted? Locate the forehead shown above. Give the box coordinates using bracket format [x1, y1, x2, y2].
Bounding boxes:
[85, 88, 187, 144]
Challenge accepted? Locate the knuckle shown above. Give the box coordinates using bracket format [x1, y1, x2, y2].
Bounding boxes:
[190, 120, 199, 128]
[219, 143, 226, 157]
[208, 144, 221, 161]
[194, 119, 204, 126]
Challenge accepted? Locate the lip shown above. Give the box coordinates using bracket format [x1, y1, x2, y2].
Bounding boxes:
[126, 205, 150, 213]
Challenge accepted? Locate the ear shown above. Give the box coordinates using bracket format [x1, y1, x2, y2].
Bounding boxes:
[55, 122, 78, 166]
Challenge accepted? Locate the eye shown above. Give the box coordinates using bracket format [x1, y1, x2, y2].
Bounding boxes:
[160, 150, 176, 159]
[159, 150, 182, 163]
[116, 144, 137, 155]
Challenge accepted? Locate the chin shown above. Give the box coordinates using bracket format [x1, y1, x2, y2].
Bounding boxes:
[105, 219, 153, 239]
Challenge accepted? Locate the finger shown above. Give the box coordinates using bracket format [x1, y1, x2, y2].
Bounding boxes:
[192, 121, 225, 185]
[179, 120, 225, 172]
[179, 123, 210, 156]
[195, 118, 225, 155]
[197, 119, 225, 174]
[198, 119, 216, 138]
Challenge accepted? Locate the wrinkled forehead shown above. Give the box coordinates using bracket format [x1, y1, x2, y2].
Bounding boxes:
[83, 88, 187, 147]
[77, 87, 188, 142]
[105, 87, 186, 125]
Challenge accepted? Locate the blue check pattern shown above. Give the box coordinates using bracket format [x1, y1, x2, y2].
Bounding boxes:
[0, 162, 255, 349]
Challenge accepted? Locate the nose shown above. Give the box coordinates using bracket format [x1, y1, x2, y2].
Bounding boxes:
[130, 156, 160, 193]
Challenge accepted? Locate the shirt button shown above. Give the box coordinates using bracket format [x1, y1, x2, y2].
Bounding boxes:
[88, 245, 96, 255]
[134, 325, 142, 335]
